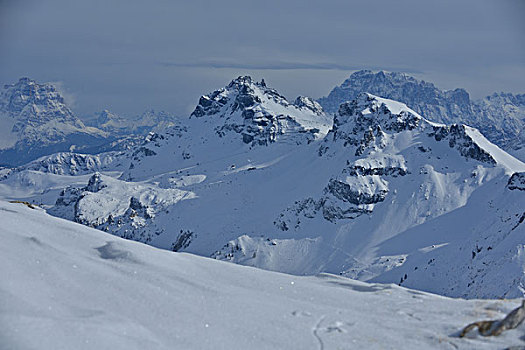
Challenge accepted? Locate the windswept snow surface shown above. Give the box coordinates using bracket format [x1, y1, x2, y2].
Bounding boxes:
[1, 200, 525, 350]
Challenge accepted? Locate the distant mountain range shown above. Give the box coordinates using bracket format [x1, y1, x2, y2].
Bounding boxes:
[84, 108, 179, 136]
[1, 72, 523, 168]
[1, 75, 523, 300]
[0, 78, 179, 166]
[318, 70, 525, 160]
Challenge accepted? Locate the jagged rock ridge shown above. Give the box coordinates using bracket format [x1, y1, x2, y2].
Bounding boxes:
[191, 76, 332, 146]
[318, 70, 525, 156]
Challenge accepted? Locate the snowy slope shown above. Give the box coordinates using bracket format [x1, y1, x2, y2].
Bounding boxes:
[0, 152, 127, 205]
[371, 172, 525, 299]
[2, 200, 525, 350]
[0, 128, 190, 205]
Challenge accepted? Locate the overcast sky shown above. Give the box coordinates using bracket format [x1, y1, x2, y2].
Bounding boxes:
[0, 0, 524, 118]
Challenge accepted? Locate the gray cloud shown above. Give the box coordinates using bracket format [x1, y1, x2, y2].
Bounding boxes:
[160, 60, 423, 74]
[0, 0, 523, 117]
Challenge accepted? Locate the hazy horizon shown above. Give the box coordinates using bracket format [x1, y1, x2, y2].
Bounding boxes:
[1, 0, 524, 118]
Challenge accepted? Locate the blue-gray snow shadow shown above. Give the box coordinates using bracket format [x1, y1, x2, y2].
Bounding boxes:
[316, 273, 394, 293]
[375, 178, 503, 257]
[95, 241, 141, 263]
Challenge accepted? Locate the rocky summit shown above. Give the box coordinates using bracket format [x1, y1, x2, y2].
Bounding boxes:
[318, 70, 525, 158]
[0, 78, 110, 166]
[191, 76, 332, 146]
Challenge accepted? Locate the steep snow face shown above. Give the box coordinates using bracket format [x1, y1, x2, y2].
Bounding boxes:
[2, 200, 525, 350]
[0, 78, 110, 166]
[40, 89, 525, 299]
[191, 76, 332, 146]
[371, 173, 525, 299]
[318, 70, 525, 157]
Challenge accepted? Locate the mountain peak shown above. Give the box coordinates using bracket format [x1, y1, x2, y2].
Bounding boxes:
[1, 77, 67, 116]
[94, 109, 124, 126]
[336, 93, 424, 131]
[318, 70, 524, 153]
[293, 96, 324, 115]
[325, 93, 424, 154]
[0, 78, 110, 166]
[226, 76, 269, 89]
[189, 76, 332, 145]
[14, 77, 37, 86]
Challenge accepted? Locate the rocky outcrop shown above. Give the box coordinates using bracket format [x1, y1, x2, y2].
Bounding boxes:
[326, 178, 388, 206]
[507, 172, 525, 191]
[429, 124, 497, 165]
[323, 93, 420, 156]
[275, 154, 405, 230]
[49, 173, 194, 243]
[344, 160, 408, 177]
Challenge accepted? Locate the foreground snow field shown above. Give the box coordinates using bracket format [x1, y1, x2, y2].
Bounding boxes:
[1, 200, 524, 350]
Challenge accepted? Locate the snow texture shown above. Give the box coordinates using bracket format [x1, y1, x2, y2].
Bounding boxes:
[2, 200, 525, 350]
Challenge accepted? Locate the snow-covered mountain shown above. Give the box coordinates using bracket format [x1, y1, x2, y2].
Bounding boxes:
[0, 78, 181, 167]
[4, 200, 525, 349]
[190, 76, 331, 145]
[318, 70, 525, 159]
[0, 78, 112, 166]
[5, 76, 518, 299]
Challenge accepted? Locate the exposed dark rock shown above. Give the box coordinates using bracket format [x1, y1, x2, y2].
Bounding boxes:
[429, 124, 497, 164]
[507, 172, 525, 191]
[85, 172, 106, 192]
[327, 179, 388, 205]
[190, 76, 327, 146]
[171, 230, 194, 252]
